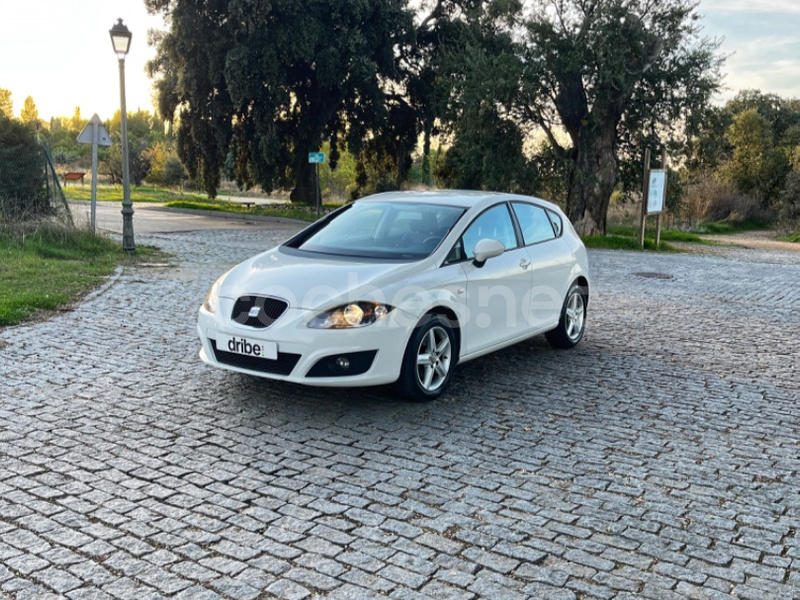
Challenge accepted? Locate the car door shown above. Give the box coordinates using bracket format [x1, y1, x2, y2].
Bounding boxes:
[453, 203, 534, 356]
[511, 201, 575, 330]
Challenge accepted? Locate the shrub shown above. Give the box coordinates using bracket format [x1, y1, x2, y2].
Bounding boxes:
[0, 116, 50, 220]
[681, 171, 771, 225]
[776, 170, 800, 232]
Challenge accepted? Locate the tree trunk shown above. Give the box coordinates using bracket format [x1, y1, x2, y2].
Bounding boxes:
[565, 128, 619, 236]
[291, 157, 317, 205]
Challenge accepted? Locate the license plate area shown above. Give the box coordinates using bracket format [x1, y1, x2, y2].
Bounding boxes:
[215, 333, 278, 360]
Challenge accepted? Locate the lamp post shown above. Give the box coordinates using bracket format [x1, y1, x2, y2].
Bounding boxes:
[109, 18, 135, 253]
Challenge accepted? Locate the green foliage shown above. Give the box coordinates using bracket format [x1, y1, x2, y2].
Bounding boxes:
[690, 220, 770, 235]
[62, 183, 206, 204]
[684, 90, 800, 225]
[144, 141, 187, 187]
[20, 96, 39, 124]
[0, 223, 121, 326]
[719, 109, 791, 207]
[519, 0, 723, 234]
[103, 110, 166, 186]
[164, 199, 331, 222]
[413, 0, 529, 194]
[436, 103, 533, 193]
[47, 115, 89, 166]
[0, 115, 49, 220]
[146, 0, 414, 204]
[776, 170, 800, 231]
[0, 88, 11, 118]
[606, 224, 708, 244]
[581, 235, 675, 252]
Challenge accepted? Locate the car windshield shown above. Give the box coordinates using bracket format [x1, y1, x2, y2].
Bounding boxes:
[286, 201, 466, 259]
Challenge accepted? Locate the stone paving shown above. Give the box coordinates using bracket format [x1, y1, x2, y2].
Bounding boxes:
[0, 221, 798, 599]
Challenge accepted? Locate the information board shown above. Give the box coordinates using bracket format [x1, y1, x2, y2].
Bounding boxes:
[647, 170, 667, 215]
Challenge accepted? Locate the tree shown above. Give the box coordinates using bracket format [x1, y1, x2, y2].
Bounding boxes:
[518, 0, 723, 234]
[721, 109, 791, 207]
[70, 106, 87, 133]
[20, 96, 39, 124]
[0, 88, 11, 118]
[0, 114, 48, 220]
[145, 140, 187, 187]
[413, 0, 534, 193]
[726, 90, 800, 145]
[104, 110, 163, 186]
[146, 0, 415, 203]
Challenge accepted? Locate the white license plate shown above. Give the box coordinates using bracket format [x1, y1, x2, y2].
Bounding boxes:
[216, 333, 278, 360]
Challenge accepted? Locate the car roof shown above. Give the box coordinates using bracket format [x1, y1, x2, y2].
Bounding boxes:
[359, 190, 563, 213]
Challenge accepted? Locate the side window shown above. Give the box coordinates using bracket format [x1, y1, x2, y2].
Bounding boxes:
[547, 209, 563, 237]
[461, 204, 518, 260]
[445, 238, 464, 264]
[512, 202, 556, 245]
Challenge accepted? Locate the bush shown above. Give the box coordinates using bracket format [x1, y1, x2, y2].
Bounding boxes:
[681, 171, 771, 225]
[0, 116, 50, 220]
[776, 170, 800, 232]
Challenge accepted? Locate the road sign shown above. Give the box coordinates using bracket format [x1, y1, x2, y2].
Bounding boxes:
[77, 114, 112, 147]
[76, 114, 112, 233]
[308, 152, 325, 164]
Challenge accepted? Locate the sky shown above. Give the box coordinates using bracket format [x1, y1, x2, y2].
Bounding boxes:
[1, 0, 799, 123]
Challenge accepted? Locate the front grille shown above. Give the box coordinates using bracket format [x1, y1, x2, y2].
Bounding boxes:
[211, 340, 300, 376]
[231, 295, 288, 329]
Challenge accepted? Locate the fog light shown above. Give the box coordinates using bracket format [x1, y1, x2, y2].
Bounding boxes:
[335, 357, 351, 370]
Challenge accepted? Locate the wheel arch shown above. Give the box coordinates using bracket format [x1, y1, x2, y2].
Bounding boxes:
[574, 276, 590, 305]
[424, 306, 461, 365]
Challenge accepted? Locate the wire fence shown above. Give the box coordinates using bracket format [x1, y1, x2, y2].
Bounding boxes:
[0, 142, 73, 225]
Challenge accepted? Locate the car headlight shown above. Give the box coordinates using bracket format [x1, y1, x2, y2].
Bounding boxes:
[202, 272, 228, 314]
[308, 302, 393, 329]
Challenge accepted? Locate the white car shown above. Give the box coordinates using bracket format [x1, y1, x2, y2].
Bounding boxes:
[198, 191, 590, 401]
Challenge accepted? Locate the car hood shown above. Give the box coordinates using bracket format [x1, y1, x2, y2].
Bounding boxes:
[218, 247, 430, 310]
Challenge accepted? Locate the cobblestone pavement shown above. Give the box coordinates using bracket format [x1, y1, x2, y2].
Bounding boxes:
[1, 222, 798, 600]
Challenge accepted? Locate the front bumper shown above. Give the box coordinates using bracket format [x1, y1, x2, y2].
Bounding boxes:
[197, 301, 411, 387]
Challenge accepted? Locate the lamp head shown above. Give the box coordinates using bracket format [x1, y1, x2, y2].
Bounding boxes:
[109, 18, 132, 57]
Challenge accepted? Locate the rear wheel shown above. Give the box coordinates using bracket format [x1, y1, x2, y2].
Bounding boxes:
[545, 283, 587, 349]
[397, 313, 456, 402]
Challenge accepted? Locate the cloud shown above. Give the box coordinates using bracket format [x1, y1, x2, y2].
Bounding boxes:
[700, 2, 800, 100]
[718, 35, 800, 99]
[701, 0, 800, 13]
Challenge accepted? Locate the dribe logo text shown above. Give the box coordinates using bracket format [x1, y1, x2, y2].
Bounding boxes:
[228, 337, 268, 358]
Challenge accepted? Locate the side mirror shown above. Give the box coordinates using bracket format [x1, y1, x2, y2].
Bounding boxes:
[472, 238, 505, 267]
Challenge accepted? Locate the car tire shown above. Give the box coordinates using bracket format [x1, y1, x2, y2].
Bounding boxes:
[545, 282, 587, 349]
[397, 313, 456, 402]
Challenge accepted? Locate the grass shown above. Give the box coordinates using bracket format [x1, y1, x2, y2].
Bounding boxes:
[581, 223, 696, 251]
[0, 224, 165, 327]
[582, 234, 675, 251]
[688, 220, 770, 235]
[779, 233, 800, 243]
[606, 224, 710, 244]
[165, 198, 340, 222]
[63, 184, 208, 204]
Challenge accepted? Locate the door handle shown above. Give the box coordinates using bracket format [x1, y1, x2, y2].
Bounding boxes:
[519, 258, 531, 270]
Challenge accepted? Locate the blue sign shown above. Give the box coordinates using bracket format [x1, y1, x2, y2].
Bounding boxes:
[308, 152, 326, 164]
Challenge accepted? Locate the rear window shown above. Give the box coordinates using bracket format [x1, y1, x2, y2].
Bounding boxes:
[512, 202, 556, 245]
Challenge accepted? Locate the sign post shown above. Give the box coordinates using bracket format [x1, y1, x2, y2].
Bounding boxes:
[308, 152, 325, 218]
[639, 149, 668, 248]
[77, 114, 112, 233]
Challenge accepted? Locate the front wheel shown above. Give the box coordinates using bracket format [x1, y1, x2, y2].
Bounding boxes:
[545, 283, 587, 349]
[396, 313, 456, 402]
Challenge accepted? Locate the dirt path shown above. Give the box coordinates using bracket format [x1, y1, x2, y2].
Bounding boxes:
[699, 229, 800, 253]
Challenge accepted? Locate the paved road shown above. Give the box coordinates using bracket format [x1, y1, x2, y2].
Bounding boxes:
[69, 201, 289, 235]
[1, 211, 798, 599]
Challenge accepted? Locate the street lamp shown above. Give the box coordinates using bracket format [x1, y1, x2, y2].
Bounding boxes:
[109, 18, 135, 253]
